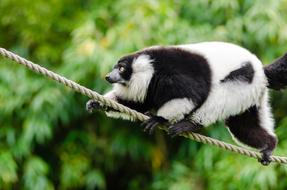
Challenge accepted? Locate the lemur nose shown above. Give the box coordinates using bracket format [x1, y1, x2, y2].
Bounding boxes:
[105, 74, 113, 83]
[105, 74, 110, 81]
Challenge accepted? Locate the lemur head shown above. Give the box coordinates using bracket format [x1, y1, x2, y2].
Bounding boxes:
[105, 52, 155, 102]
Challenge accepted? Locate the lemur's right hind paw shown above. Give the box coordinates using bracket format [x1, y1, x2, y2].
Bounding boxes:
[258, 150, 272, 166]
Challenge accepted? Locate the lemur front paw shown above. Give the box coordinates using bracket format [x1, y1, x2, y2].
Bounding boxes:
[142, 116, 167, 135]
[168, 120, 203, 138]
[86, 99, 105, 113]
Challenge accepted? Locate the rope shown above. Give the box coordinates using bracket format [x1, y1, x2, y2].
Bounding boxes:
[1, 47, 287, 164]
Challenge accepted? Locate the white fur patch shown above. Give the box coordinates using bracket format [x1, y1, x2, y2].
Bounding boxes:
[113, 54, 154, 103]
[176, 42, 268, 126]
[258, 90, 275, 136]
[103, 90, 117, 100]
[157, 98, 195, 123]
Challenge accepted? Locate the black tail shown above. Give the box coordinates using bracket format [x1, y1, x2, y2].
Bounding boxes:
[264, 53, 287, 90]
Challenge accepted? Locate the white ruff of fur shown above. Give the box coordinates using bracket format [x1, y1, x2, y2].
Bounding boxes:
[157, 98, 195, 123]
[178, 42, 269, 126]
[103, 90, 117, 100]
[258, 90, 276, 137]
[114, 54, 154, 103]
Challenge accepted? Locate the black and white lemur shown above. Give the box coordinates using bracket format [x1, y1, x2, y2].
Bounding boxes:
[86, 42, 287, 165]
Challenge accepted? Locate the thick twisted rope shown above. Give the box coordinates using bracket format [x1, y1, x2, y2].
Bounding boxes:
[1, 47, 287, 164]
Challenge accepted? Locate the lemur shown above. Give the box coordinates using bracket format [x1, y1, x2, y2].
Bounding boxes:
[86, 42, 287, 165]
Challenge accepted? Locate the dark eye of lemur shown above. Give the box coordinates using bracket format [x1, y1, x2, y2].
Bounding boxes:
[117, 62, 133, 81]
[119, 66, 125, 72]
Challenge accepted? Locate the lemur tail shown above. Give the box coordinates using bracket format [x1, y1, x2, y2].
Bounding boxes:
[264, 53, 287, 90]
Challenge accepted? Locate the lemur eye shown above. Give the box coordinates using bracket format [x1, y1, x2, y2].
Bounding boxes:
[119, 66, 125, 72]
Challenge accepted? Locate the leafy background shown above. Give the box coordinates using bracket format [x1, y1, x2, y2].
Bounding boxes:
[1, 0, 287, 189]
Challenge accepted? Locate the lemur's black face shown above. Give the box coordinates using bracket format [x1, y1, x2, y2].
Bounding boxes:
[106, 50, 155, 102]
[105, 55, 134, 86]
[106, 51, 154, 105]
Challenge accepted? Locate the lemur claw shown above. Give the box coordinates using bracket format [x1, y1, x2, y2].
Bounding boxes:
[144, 111, 153, 117]
[142, 116, 167, 135]
[168, 120, 203, 137]
[86, 99, 104, 113]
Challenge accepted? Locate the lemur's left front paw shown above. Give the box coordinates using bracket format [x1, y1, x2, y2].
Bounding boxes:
[86, 99, 105, 113]
[142, 116, 167, 135]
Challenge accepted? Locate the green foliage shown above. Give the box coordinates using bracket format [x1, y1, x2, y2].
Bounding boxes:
[1, 0, 287, 189]
[23, 157, 54, 190]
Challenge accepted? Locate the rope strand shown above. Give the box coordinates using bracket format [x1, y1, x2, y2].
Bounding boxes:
[1, 47, 286, 164]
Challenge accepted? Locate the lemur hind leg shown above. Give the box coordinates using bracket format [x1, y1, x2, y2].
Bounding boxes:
[168, 120, 203, 137]
[225, 105, 277, 166]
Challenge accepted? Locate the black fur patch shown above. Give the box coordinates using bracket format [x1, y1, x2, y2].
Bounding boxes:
[116, 98, 148, 113]
[264, 53, 287, 90]
[225, 106, 277, 150]
[221, 62, 254, 83]
[142, 47, 212, 111]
